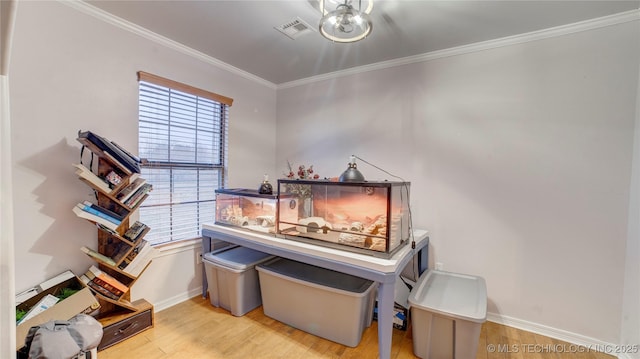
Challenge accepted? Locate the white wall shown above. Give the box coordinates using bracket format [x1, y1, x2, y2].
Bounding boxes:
[276, 21, 639, 344]
[620, 20, 640, 356]
[8, 0, 277, 308]
[1, 1, 18, 356]
[1, 73, 17, 359]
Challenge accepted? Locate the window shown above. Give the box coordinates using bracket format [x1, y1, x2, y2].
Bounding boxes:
[137, 72, 233, 246]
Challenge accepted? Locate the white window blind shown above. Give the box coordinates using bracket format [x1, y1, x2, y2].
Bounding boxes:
[137, 72, 232, 245]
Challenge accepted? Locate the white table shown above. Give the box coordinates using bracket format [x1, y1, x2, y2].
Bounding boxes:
[201, 223, 429, 359]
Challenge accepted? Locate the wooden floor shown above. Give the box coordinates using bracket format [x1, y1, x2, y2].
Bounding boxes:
[98, 296, 615, 359]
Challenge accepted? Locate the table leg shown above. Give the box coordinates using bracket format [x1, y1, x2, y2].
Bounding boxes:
[418, 244, 428, 275]
[201, 237, 211, 298]
[377, 280, 395, 359]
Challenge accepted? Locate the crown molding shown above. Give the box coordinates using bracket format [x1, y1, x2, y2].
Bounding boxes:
[59, 0, 278, 90]
[58, 1, 638, 92]
[278, 8, 640, 89]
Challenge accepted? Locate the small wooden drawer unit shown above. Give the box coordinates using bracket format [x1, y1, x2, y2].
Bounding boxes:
[98, 303, 153, 350]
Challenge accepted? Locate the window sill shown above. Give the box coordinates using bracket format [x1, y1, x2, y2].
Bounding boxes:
[153, 238, 202, 257]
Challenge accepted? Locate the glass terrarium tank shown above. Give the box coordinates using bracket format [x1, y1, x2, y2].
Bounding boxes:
[276, 179, 411, 258]
[215, 189, 294, 233]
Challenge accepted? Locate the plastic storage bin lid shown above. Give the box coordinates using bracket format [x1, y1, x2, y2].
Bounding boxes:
[258, 258, 374, 294]
[408, 269, 487, 323]
[203, 246, 273, 271]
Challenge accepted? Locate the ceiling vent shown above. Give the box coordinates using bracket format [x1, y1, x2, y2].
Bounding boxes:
[275, 17, 314, 40]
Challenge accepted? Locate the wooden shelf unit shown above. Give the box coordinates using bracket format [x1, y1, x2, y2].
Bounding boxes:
[74, 136, 154, 349]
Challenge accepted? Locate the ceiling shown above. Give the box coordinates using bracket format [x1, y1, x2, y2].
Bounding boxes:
[86, 0, 639, 85]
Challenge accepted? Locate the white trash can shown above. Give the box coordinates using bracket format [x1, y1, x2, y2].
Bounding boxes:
[408, 269, 487, 359]
[203, 246, 274, 316]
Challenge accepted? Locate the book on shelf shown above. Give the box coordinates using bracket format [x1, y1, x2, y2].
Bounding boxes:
[105, 171, 122, 187]
[111, 141, 142, 164]
[119, 239, 145, 265]
[103, 151, 133, 175]
[116, 178, 147, 203]
[129, 172, 140, 182]
[81, 201, 125, 222]
[73, 163, 111, 192]
[86, 265, 129, 294]
[75, 203, 121, 226]
[118, 240, 158, 277]
[84, 267, 126, 297]
[73, 206, 119, 231]
[80, 246, 116, 266]
[96, 223, 119, 237]
[111, 242, 133, 263]
[123, 221, 148, 242]
[124, 183, 152, 207]
[117, 240, 146, 272]
[80, 275, 120, 301]
[77, 130, 140, 174]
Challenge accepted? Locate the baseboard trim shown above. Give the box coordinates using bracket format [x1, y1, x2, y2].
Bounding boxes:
[152, 287, 203, 313]
[487, 312, 628, 358]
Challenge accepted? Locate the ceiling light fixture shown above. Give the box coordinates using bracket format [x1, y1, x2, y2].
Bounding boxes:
[319, 0, 373, 43]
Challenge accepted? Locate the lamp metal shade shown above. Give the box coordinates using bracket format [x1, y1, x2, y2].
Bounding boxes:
[339, 164, 365, 182]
